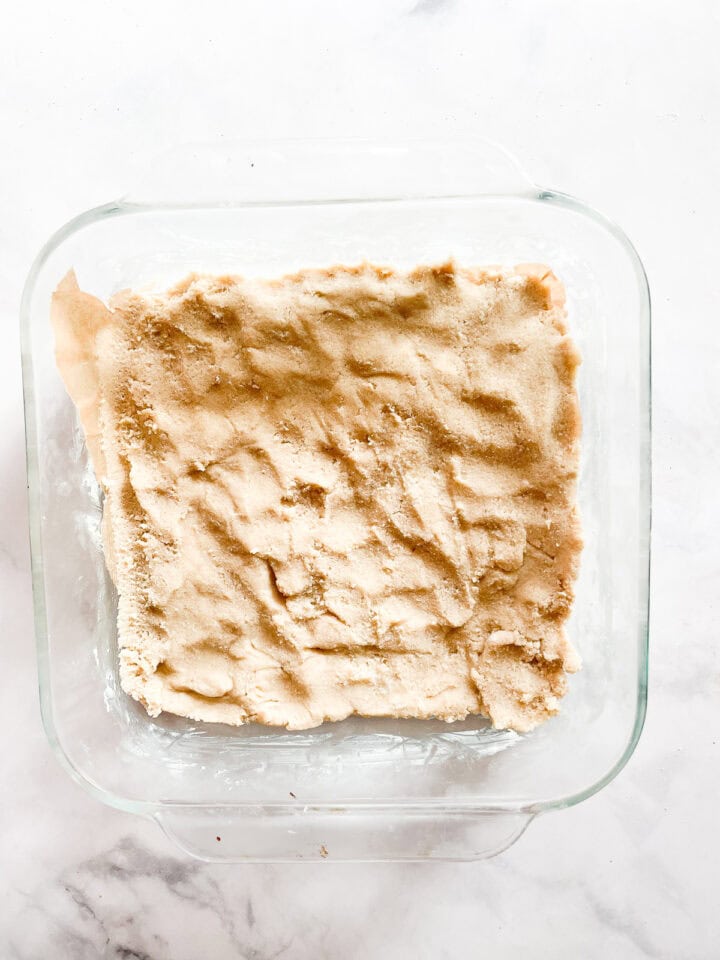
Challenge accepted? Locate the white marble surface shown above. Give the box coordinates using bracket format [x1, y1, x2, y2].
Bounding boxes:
[1, 0, 718, 956]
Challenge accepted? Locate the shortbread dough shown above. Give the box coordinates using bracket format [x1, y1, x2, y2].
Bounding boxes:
[53, 262, 582, 732]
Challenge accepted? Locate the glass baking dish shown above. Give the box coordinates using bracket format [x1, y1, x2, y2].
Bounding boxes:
[20, 140, 650, 861]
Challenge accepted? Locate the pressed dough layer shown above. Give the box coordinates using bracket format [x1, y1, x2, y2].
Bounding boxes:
[53, 262, 582, 732]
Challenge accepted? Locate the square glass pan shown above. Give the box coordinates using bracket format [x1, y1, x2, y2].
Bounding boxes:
[21, 140, 650, 861]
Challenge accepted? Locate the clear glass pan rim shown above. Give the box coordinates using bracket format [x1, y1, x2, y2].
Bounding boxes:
[20, 151, 651, 819]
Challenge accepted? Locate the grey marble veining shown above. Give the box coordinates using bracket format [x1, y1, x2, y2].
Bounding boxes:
[9, 839, 248, 960]
[1, 0, 718, 957]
